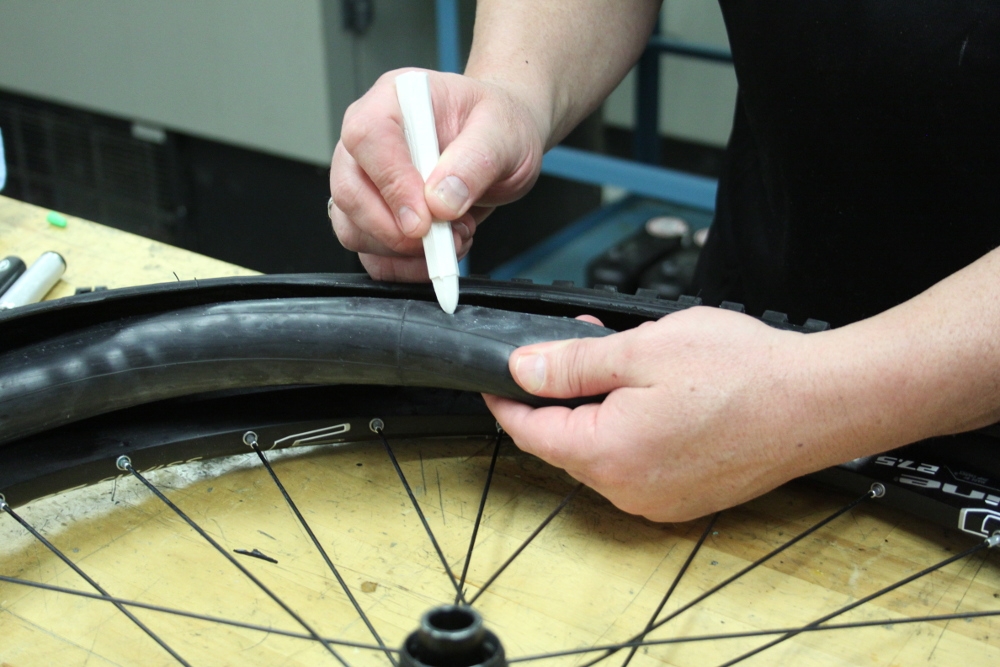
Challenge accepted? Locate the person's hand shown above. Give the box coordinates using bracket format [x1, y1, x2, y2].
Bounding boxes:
[329, 68, 548, 281]
[484, 307, 848, 522]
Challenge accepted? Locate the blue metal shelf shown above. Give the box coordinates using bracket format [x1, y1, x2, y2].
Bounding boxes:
[490, 195, 712, 284]
[542, 146, 717, 211]
[435, 1, 729, 210]
[433, 2, 732, 281]
[435, 0, 463, 73]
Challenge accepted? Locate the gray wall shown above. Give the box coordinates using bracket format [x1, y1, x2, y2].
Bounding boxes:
[0, 0, 437, 165]
[0, 1, 733, 160]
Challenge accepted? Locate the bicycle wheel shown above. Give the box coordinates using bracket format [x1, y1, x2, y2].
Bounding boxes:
[1, 275, 998, 666]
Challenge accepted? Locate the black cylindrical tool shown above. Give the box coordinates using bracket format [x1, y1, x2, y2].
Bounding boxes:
[0, 256, 27, 298]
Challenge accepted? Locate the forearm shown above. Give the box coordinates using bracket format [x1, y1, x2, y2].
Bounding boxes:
[465, 0, 661, 149]
[804, 247, 1000, 465]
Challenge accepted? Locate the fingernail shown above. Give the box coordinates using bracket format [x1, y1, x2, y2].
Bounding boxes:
[434, 175, 470, 214]
[452, 220, 472, 241]
[514, 353, 546, 393]
[398, 206, 421, 234]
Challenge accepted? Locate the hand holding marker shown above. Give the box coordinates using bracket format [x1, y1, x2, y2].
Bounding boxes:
[395, 71, 460, 314]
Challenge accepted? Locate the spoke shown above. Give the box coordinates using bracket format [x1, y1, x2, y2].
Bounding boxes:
[0, 574, 398, 652]
[467, 483, 583, 606]
[244, 432, 397, 667]
[715, 536, 995, 667]
[579, 488, 875, 667]
[642, 489, 873, 634]
[373, 424, 468, 604]
[1, 499, 191, 667]
[508, 605, 1000, 662]
[116, 456, 352, 667]
[456, 432, 504, 605]
[619, 513, 720, 667]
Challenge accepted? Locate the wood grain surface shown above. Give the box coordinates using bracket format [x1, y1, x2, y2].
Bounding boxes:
[0, 195, 998, 666]
[0, 195, 256, 297]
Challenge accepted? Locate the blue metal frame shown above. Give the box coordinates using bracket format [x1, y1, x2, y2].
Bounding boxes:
[434, 2, 727, 212]
[633, 17, 663, 165]
[542, 146, 716, 211]
[435, 0, 462, 73]
[488, 197, 636, 280]
[633, 23, 734, 174]
[647, 35, 732, 63]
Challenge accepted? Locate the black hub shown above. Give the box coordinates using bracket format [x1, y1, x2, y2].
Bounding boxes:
[400, 606, 506, 667]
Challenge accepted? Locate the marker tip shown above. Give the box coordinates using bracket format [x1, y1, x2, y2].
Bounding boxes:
[432, 276, 459, 314]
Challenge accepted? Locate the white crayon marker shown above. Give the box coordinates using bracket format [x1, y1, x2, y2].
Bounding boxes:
[395, 71, 460, 314]
[0, 251, 66, 309]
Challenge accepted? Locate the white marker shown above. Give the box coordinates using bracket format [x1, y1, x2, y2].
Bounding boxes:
[395, 71, 460, 314]
[0, 251, 66, 309]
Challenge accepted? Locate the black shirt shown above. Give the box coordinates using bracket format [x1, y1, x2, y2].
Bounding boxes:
[694, 1, 1000, 328]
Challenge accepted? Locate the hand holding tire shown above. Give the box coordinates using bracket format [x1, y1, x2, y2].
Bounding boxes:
[484, 307, 836, 522]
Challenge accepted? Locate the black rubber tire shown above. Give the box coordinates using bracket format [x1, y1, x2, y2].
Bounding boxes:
[0, 274, 831, 444]
[0, 297, 612, 444]
[0, 274, 817, 508]
[1, 273, 998, 544]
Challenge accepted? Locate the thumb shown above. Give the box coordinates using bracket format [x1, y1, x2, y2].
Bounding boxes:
[509, 334, 637, 399]
[425, 100, 541, 221]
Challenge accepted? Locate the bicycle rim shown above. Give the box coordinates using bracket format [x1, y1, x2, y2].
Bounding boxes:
[1, 275, 998, 666]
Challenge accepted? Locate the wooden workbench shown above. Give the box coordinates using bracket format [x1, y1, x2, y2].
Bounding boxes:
[0, 195, 257, 297]
[0, 195, 998, 666]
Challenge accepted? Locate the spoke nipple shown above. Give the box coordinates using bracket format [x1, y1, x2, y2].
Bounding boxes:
[869, 482, 886, 498]
[369, 418, 385, 434]
[116, 455, 133, 472]
[988, 532, 1000, 549]
[0, 493, 8, 511]
[242, 431, 259, 447]
[495, 421, 504, 434]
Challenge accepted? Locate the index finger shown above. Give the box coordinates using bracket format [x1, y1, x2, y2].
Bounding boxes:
[339, 75, 434, 238]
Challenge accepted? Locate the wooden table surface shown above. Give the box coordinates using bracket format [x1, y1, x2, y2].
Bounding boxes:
[1, 195, 999, 667]
[0, 195, 257, 297]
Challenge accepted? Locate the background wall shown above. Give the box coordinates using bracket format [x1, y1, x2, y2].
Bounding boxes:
[0, 0, 437, 166]
[0, 1, 735, 275]
[0, 0, 736, 162]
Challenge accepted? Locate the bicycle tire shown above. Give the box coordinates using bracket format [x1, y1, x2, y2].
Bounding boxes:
[0, 275, 821, 497]
[1, 274, 999, 666]
[1, 274, 997, 541]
